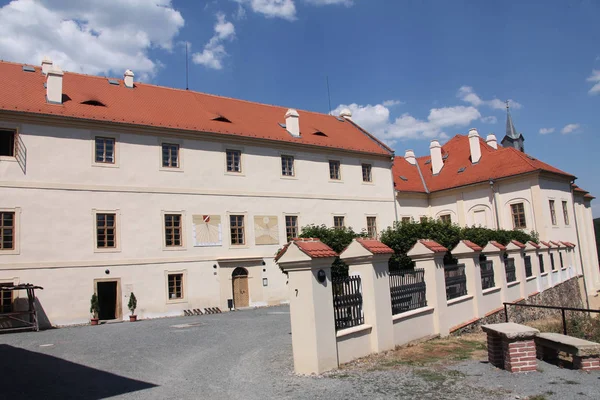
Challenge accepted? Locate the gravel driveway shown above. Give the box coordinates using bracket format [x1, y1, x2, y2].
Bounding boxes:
[0, 306, 598, 399]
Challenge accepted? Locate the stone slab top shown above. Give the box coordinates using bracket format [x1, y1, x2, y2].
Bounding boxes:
[536, 332, 600, 357]
[481, 323, 540, 340]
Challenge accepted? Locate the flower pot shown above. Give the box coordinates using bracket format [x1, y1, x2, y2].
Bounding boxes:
[91, 318, 99, 326]
[129, 315, 137, 322]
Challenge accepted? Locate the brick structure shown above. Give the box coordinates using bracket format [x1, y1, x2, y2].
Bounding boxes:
[535, 332, 600, 372]
[573, 356, 600, 371]
[482, 323, 540, 373]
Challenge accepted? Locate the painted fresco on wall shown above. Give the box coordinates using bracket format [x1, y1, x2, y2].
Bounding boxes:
[193, 215, 222, 246]
[254, 215, 279, 245]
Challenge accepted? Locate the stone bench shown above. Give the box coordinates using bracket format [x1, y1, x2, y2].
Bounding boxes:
[535, 332, 600, 371]
[482, 323, 539, 373]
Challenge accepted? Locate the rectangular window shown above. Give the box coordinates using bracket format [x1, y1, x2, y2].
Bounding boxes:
[95, 137, 115, 164]
[549, 200, 557, 225]
[524, 256, 532, 278]
[285, 215, 298, 242]
[362, 164, 372, 182]
[162, 143, 179, 168]
[562, 201, 569, 225]
[420, 216, 428, 223]
[164, 214, 182, 247]
[230, 215, 245, 245]
[538, 254, 545, 273]
[333, 216, 345, 229]
[0, 283, 12, 313]
[0, 212, 15, 250]
[511, 203, 526, 229]
[329, 160, 341, 180]
[281, 155, 294, 176]
[401, 217, 411, 223]
[550, 253, 555, 270]
[226, 149, 242, 173]
[559, 252, 564, 269]
[0, 129, 16, 157]
[96, 213, 116, 248]
[168, 273, 183, 299]
[366, 216, 377, 239]
[440, 214, 451, 224]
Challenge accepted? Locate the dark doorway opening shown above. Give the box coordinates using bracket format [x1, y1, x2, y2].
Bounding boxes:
[97, 281, 117, 320]
[0, 129, 15, 157]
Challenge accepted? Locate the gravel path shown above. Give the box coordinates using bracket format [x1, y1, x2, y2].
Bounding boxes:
[0, 305, 598, 399]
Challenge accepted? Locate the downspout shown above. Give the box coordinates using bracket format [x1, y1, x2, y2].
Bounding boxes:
[490, 179, 501, 229]
[571, 183, 591, 309]
[390, 156, 399, 224]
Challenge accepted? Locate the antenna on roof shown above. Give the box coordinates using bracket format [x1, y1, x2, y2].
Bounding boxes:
[185, 42, 189, 91]
[326, 76, 332, 115]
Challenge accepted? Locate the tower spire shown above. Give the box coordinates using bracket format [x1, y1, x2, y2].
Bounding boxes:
[501, 99, 525, 152]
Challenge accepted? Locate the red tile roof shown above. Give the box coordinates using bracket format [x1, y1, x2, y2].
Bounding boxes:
[356, 238, 394, 254]
[419, 240, 448, 253]
[560, 241, 576, 248]
[550, 241, 561, 247]
[0, 61, 392, 157]
[572, 184, 589, 194]
[462, 240, 483, 252]
[528, 241, 540, 249]
[584, 194, 596, 200]
[540, 241, 553, 248]
[394, 135, 574, 193]
[489, 241, 506, 251]
[511, 240, 526, 249]
[294, 238, 337, 259]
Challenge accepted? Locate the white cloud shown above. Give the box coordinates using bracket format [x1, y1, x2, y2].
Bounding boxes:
[587, 70, 600, 95]
[561, 124, 580, 134]
[305, 0, 353, 5]
[457, 86, 522, 110]
[0, 0, 184, 78]
[481, 116, 497, 124]
[332, 102, 480, 145]
[235, 0, 297, 21]
[382, 99, 404, 107]
[192, 13, 235, 70]
[539, 127, 555, 135]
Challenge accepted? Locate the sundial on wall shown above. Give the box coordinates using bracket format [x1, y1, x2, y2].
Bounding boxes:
[192, 214, 222, 246]
[254, 215, 279, 245]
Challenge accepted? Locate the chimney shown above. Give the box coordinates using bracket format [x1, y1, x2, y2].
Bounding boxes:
[41, 56, 53, 75]
[468, 128, 482, 164]
[404, 149, 416, 165]
[486, 133, 498, 150]
[285, 109, 300, 138]
[430, 140, 443, 175]
[339, 108, 352, 121]
[124, 69, 134, 88]
[46, 65, 64, 104]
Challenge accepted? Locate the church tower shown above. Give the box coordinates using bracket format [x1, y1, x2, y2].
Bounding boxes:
[501, 101, 525, 152]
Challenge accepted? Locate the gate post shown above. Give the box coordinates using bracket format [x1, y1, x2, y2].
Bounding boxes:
[483, 241, 507, 304]
[275, 238, 338, 375]
[340, 238, 394, 354]
[407, 240, 449, 336]
[452, 240, 484, 318]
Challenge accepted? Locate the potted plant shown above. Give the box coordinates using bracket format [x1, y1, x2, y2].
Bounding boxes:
[90, 293, 99, 325]
[128, 292, 137, 322]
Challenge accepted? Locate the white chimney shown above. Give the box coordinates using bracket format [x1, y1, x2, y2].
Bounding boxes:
[430, 140, 443, 175]
[41, 56, 53, 75]
[285, 109, 300, 138]
[486, 133, 498, 150]
[339, 108, 352, 121]
[404, 149, 416, 165]
[124, 69, 134, 88]
[468, 128, 482, 164]
[46, 65, 64, 104]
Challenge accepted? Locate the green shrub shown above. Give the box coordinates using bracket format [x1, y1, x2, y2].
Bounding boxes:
[90, 293, 99, 318]
[128, 292, 137, 315]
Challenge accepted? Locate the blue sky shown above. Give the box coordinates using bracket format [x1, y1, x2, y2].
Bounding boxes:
[0, 0, 599, 215]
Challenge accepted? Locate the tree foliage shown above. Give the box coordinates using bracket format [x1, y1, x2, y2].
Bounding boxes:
[379, 218, 539, 271]
[90, 293, 99, 318]
[128, 292, 137, 315]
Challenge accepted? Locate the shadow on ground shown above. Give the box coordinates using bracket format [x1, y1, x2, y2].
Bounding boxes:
[0, 344, 157, 399]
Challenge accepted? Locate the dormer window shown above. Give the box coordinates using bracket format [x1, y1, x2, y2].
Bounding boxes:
[212, 115, 231, 123]
[0, 129, 15, 157]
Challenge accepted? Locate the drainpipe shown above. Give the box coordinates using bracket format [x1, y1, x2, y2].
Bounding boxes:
[570, 182, 591, 309]
[390, 156, 399, 224]
[490, 179, 501, 229]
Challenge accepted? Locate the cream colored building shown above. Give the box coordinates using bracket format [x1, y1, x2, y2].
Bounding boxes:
[0, 58, 598, 327]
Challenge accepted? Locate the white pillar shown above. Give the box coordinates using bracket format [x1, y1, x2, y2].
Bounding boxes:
[452, 240, 484, 318]
[483, 242, 507, 304]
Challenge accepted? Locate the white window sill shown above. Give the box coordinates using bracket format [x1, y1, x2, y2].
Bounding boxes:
[163, 246, 187, 251]
[507, 280, 521, 288]
[0, 156, 17, 162]
[94, 248, 122, 254]
[447, 294, 473, 306]
[166, 298, 187, 304]
[159, 167, 184, 172]
[0, 249, 20, 255]
[328, 179, 343, 183]
[336, 324, 372, 338]
[361, 181, 375, 185]
[280, 175, 298, 180]
[526, 276, 536, 282]
[225, 171, 245, 177]
[540, 272, 549, 276]
[229, 244, 249, 249]
[392, 306, 434, 322]
[92, 162, 119, 169]
[482, 286, 501, 295]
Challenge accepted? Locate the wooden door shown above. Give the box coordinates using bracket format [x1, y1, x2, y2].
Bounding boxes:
[232, 275, 249, 308]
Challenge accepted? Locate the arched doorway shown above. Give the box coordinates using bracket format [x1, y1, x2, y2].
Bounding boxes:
[232, 267, 249, 308]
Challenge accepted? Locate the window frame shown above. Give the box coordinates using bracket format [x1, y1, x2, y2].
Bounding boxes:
[281, 155, 295, 177]
[284, 214, 299, 242]
[328, 160, 341, 181]
[333, 215, 345, 229]
[229, 214, 246, 246]
[366, 216, 377, 239]
[401, 216, 412, 223]
[562, 200, 570, 226]
[162, 211, 186, 251]
[225, 149, 243, 174]
[92, 209, 121, 253]
[510, 202, 527, 229]
[0, 208, 20, 255]
[0, 281, 14, 313]
[549, 199, 557, 226]
[93, 136, 117, 165]
[0, 127, 17, 160]
[361, 163, 373, 183]
[439, 214, 452, 224]
[165, 270, 187, 304]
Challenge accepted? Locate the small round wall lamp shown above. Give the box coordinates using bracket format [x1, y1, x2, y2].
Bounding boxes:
[105, 269, 110, 275]
[317, 269, 327, 284]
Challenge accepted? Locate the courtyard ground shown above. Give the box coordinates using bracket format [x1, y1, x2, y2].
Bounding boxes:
[0, 306, 598, 399]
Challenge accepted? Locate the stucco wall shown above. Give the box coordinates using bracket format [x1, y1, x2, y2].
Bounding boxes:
[392, 306, 435, 347]
[446, 295, 475, 330]
[336, 326, 373, 365]
[480, 287, 502, 315]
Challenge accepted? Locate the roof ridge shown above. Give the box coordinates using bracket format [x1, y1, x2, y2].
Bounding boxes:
[345, 118, 394, 154]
